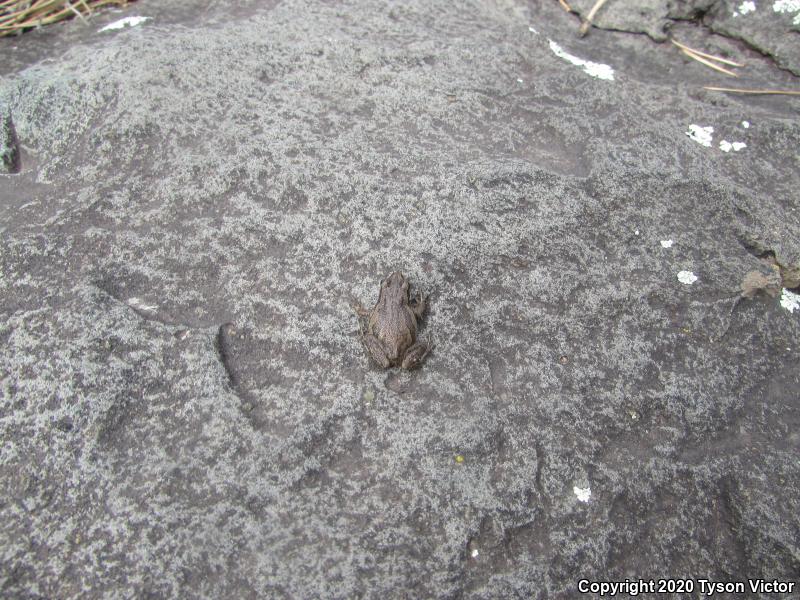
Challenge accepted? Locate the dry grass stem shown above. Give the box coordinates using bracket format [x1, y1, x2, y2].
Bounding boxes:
[703, 86, 800, 95]
[66, 1, 89, 24]
[681, 48, 739, 77]
[671, 39, 744, 67]
[579, 0, 609, 36]
[558, 0, 574, 12]
[0, 0, 130, 36]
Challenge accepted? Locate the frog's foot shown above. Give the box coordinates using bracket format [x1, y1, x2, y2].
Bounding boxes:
[350, 299, 372, 338]
[411, 292, 428, 319]
[355, 314, 368, 338]
[401, 340, 431, 370]
[350, 297, 371, 318]
[363, 334, 393, 369]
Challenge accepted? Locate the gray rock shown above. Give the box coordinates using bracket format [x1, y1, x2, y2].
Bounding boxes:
[0, 114, 20, 174]
[710, 0, 800, 76]
[569, 0, 800, 75]
[0, 0, 798, 598]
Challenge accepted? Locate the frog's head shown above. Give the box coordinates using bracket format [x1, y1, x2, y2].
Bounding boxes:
[381, 271, 409, 303]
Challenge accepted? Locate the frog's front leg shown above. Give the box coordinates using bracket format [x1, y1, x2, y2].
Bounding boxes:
[350, 298, 372, 318]
[411, 292, 427, 319]
[401, 340, 431, 370]
[351, 301, 373, 340]
[363, 333, 393, 368]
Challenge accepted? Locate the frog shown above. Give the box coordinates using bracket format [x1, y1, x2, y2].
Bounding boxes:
[354, 272, 431, 369]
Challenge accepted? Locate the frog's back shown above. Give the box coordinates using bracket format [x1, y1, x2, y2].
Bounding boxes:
[375, 308, 415, 358]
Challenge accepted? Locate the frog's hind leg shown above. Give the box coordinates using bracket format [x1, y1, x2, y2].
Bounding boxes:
[363, 334, 392, 369]
[401, 339, 432, 370]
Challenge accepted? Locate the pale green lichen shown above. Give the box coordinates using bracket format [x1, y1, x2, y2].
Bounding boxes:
[780, 288, 800, 313]
[773, 0, 800, 25]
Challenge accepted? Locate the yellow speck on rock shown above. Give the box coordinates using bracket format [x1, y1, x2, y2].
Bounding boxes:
[455, 454, 465, 464]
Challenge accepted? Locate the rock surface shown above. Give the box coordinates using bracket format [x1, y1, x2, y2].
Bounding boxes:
[569, 0, 800, 75]
[1, 0, 799, 598]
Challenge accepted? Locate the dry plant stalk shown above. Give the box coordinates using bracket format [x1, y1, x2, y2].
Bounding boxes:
[0, 0, 130, 36]
[558, 0, 574, 12]
[670, 39, 744, 67]
[680, 48, 739, 77]
[671, 39, 743, 77]
[703, 86, 800, 96]
[579, 0, 609, 36]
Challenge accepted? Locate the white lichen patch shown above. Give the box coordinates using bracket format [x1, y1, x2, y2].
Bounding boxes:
[742, 120, 750, 128]
[719, 140, 747, 152]
[470, 548, 480, 558]
[548, 40, 615, 81]
[660, 240, 674, 248]
[774, 0, 800, 25]
[127, 297, 157, 312]
[677, 271, 698, 285]
[99, 16, 150, 32]
[780, 288, 800, 313]
[573, 486, 591, 503]
[686, 124, 714, 147]
[734, 1, 757, 16]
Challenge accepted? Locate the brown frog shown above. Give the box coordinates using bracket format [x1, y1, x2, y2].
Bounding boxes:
[355, 272, 431, 369]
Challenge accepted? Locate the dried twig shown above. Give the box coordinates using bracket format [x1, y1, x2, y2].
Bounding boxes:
[558, 0, 573, 12]
[681, 48, 739, 77]
[670, 39, 744, 67]
[579, 0, 609, 37]
[703, 86, 800, 95]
